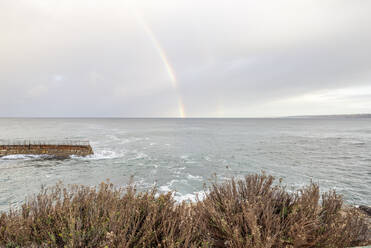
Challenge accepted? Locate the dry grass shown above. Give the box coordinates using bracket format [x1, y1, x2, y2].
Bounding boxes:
[0, 174, 369, 247]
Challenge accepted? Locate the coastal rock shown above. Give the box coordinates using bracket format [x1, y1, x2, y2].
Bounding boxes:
[359, 205, 371, 217]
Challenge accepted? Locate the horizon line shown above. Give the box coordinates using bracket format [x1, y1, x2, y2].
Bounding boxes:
[0, 113, 370, 119]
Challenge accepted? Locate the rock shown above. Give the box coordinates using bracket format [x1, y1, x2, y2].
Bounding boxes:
[359, 205, 371, 217]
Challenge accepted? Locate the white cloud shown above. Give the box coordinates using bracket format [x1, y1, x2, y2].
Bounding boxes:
[0, 0, 370, 117]
[27, 84, 48, 98]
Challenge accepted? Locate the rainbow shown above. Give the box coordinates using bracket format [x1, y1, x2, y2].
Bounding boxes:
[135, 11, 186, 118]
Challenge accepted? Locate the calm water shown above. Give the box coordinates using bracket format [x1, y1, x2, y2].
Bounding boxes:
[0, 118, 370, 211]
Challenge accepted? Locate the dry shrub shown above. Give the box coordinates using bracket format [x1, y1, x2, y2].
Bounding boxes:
[195, 174, 369, 247]
[0, 182, 202, 248]
[0, 174, 369, 247]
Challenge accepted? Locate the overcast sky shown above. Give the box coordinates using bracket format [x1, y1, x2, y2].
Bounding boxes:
[1, 0, 371, 117]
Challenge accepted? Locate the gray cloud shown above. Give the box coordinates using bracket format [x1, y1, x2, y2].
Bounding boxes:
[1, 0, 371, 117]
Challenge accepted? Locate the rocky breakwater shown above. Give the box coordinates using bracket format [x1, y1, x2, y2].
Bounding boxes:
[0, 141, 94, 158]
[359, 206, 371, 242]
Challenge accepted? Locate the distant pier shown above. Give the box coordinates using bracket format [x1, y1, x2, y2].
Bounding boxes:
[0, 140, 94, 158]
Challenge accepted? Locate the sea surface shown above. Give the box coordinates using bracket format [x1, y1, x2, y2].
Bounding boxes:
[0, 118, 370, 211]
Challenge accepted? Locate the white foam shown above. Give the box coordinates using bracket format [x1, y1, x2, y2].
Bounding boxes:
[72, 149, 125, 160]
[105, 134, 121, 141]
[174, 190, 207, 203]
[1, 154, 54, 160]
[187, 174, 203, 181]
[174, 193, 197, 202]
[159, 179, 178, 192]
[159, 185, 171, 192]
[173, 167, 186, 175]
[204, 156, 212, 161]
[127, 152, 148, 161]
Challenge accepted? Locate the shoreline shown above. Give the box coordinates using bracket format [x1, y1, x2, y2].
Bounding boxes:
[1, 174, 370, 247]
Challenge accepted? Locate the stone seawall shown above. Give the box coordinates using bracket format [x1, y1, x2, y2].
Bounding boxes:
[0, 144, 94, 157]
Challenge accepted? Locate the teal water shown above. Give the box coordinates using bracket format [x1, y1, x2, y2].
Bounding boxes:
[0, 118, 370, 211]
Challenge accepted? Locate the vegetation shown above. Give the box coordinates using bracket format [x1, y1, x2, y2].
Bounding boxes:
[0, 174, 369, 247]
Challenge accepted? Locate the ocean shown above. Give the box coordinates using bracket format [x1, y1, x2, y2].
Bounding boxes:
[0, 118, 370, 211]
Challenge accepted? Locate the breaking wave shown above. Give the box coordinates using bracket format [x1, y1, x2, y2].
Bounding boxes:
[1, 154, 56, 160]
[71, 149, 126, 160]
